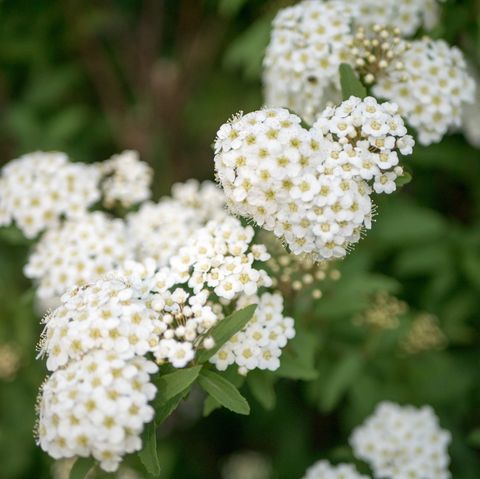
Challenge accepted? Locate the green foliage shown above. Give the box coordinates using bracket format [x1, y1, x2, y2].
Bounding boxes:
[198, 369, 250, 415]
[139, 421, 161, 477]
[69, 458, 96, 479]
[276, 330, 319, 380]
[319, 352, 364, 413]
[154, 366, 202, 406]
[196, 304, 257, 363]
[395, 170, 413, 187]
[248, 371, 276, 410]
[339, 63, 367, 100]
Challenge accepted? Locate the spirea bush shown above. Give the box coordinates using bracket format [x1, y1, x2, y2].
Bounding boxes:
[0, 1, 478, 478]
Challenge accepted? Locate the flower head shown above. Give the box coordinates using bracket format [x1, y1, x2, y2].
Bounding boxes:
[100, 150, 153, 208]
[36, 350, 157, 472]
[350, 401, 451, 479]
[24, 212, 135, 309]
[0, 152, 100, 238]
[303, 460, 369, 479]
[214, 98, 413, 260]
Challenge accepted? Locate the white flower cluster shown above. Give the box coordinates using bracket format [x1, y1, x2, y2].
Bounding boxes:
[374, 38, 476, 145]
[263, 0, 352, 124]
[100, 150, 153, 208]
[350, 402, 451, 479]
[36, 350, 157, 472]
[345, 0, 442, 36]
[303, 460, 369, 479]
[39, 213, 288, 373]
[214, 98, 412, 260]
[38, 275, 163, 372]
[263, 0, 475, 144]
[0, 152, 100, 238]
[211, 292, 295, 375]
[169, 216, 272, 298]
[127, 180, 226, 267]
[24, 212, 134, 309]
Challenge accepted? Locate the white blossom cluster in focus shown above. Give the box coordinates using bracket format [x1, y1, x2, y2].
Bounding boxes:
[373, 38, 476, 145]
[99, 150, 153, 208]
[38, 274, 165, 372]
[211, 292, 295, 375]
[169, 216, 272, 298]
[127, 180, 226, 267]
[36, 350, 157, 472]
[263, 0, 475, 144]
[303, 460, 370, 479]
[24, 212, 134, 309]
[0, 152, 100, 238]
[344, 0, 442, 36]
[350, 401, 451, 479]
[39, 213, 292, 373]
[214, 98, 413, 260]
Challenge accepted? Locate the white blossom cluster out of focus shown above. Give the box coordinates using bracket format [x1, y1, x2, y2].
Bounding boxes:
[0, 152, 100, 238]
[303, 461, 369, 479]
[214, 97, 413, 260]
[263, 0, 475, 144]
[350, 402, 451, 479]
[127, 179, 227, 267]
[24, 212, 134, 310]
[99, 150, 153, 208]
[303, 401, 451, 479]
[342, 0, 443, 36]
[0, 150, 152, 239]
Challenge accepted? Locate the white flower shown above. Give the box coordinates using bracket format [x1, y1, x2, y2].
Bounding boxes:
[263, 1, 352, 124]
[127, 180, 227, 267]
[374, 38, 476, 145]
[303, 460, 370, 479]
[0, 151, 100, 238]
[37, 275, 163, 371]
[99, 150, 153, 208]
[36, 350, 157, 472]
[263, 1, 474, 144]
[210, 292, 295, 375]
[350, 401, 451, 479]
[168, 216, 272, 299]
[342, 0, 443, 36]
[214, 98, 413, 261]
[24, 212, 135, 309]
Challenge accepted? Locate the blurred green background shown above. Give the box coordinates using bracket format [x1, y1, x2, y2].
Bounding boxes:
[0, 1, 479, 478]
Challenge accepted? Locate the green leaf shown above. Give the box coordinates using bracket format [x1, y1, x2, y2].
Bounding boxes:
[203, 395, 221, 417]
[276, 330, 319, 380]
[395, 170, 412, 187]
[0, 225, 32, 245]
[69, 457, 95, 479]
[197, 304, 257, 363]
[198, 369, 250, 415]
[154, 366, 202, 406]
[372, 198, 447, 246]
[248, 371, 276, 410]
[139, 421, 161, 477]
[156, 390, 189, 425]
[218, 0, 248, 17]
[339, 63, 367, 100]
[468, 429, 480, 447]
[223, 16, 273, 79]
[320, 352, 363, 412]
